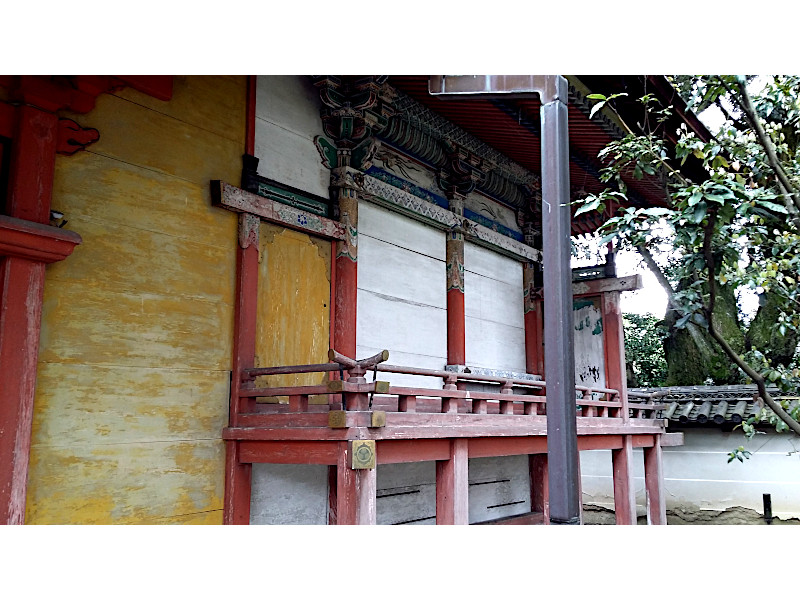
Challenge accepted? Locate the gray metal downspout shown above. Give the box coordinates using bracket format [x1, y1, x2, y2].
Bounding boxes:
[428, 75, 581, 524]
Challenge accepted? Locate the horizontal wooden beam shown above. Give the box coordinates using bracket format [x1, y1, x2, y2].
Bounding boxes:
[0, 215, 82, 263]
[212, 181, 346, 241]
[572, 274, 642, 296]
[238, 441, 339, 464]
[377, 439, 451, 463]
[469, 436, 547, 458]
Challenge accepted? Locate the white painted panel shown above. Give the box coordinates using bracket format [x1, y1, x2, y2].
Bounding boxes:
[359, 201, 445, 260]
[377, 462, 436, 525]
[358, 200, 448, 388]
[256, 75, 323, 139]
[254, 118, 329, 198]
[250, 463, 328, 524]
[465, 316, 526, 372]
[253, 75, 329, 198]
[468, 455, 531, 523]
[464, 269, 523, 328]
[359, 234, 446, 309]
[463, 242, 526, 372]
[573, 297, 606, 389]
[465, 241, 521, 285]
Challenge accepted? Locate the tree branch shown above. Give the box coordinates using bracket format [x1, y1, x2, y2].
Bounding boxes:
[701, 209, 800, 436]
[723, 77, 800, 213]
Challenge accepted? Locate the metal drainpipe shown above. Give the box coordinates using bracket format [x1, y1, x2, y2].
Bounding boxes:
[540, 77, 580, 525]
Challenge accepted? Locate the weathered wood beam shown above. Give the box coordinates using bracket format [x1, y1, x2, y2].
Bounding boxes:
[436, 439, 469, 525]
[644, 436, 667, 525]
[572, 274, 642, 297]
[612, 435, 637, 525]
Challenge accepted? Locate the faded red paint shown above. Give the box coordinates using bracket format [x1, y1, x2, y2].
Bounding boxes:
[524, 298, 544, 375]
[333, 255, 357, 358]
[446, 288, 465, 365]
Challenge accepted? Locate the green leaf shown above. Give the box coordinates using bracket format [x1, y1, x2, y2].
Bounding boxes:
[574, 197, 602, 216]
[690, 201, 707, 224]
[585, 93, 607, 100]
[589, 100, 607, 120]
[756, 200, 788, 214]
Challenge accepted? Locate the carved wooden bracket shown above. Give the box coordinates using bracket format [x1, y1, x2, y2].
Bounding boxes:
[56, 118, 100, 155]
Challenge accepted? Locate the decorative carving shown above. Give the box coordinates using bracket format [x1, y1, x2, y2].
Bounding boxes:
[238, 213, 260, 250]
[336, 195, 358, 262]
[56, 118, 100, 155]
[446, 234, 465, 292]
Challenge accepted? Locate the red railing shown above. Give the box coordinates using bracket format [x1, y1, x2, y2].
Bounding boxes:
[238, 350, 666, 421]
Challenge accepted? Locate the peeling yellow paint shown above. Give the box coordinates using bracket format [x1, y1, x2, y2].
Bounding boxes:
[256, 224, 331, 389]
[27, 76, 244, 524]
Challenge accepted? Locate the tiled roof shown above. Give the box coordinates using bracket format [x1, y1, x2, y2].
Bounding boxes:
[629, 384, 800, 427]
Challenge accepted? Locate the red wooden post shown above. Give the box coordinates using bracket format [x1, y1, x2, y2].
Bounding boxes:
[612, 435, 637, 525]
[223, 441, 252, 524]
[335, 441, 377, 525]
[445, 191, 467, 367]
[644, 436, 667, 525]
[436, 438, 469, 524]
[529, 454, 549, 523]
[0, 105, 59, 524]
[602, 290, 627, 403]
[333, 194, 358, 358]
[223, 213, 260, 524]
[523, 261, 544, 376]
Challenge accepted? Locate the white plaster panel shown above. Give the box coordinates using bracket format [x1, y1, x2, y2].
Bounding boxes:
[573, 298, 606, 389]
[468, 455, 531, 523]
[465, 316, 526, 372]
[254, 118, 329, 198]
[465, 241, 522, 285]
[359, 201, 446, 260]
[256, 75, 323, 140]
[357, 290, 447, 359]
[250, 463, 328, 524]
[376, 461, 436, 525]
[464, 269, 524, 328]
[359, 234, 446, 310]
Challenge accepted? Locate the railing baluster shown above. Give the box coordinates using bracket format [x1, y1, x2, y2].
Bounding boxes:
[398, 395, 416, 413]
[289, 394, 309, 412]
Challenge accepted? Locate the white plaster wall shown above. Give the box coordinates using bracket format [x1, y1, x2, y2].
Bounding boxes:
[254, 76, 329, 197]
[357, 201, 447, 389]
[250, 463, 328, 524]
[580, 430, 800, 520]
[376, 456, 531, 525]
[573, 297, 606, 391]
[464, 242, 526, 372]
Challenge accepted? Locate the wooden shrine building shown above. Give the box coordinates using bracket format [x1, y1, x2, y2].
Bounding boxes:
[0, 75, 708, 525]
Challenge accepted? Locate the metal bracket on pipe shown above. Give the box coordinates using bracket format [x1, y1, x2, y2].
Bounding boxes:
[428, 75, 568, 105]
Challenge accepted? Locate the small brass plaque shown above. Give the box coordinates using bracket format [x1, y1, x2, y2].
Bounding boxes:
[328, 410, 348, 429]
[373, 381, 390, 394]
[370, 411, 386, 428]
[350, 440, 376, 470]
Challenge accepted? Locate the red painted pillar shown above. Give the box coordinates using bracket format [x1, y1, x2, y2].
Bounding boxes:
[601, 290, 627, 397]
[436, 438, 469, 524]
[523, 265, 544, 376]
[335, 441, 377, 525]
[445, 193, 466, 367]
[644, 436, 667, 525]
[612, 436, 637, 525]
[529, 454, 549, 523]
[333, 192, 358, 358]
[0, 105, 59, 524]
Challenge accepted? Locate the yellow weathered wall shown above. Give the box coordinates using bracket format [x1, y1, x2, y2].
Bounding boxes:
[255, 223, 331, 393]
[26, 76, 246, 524]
